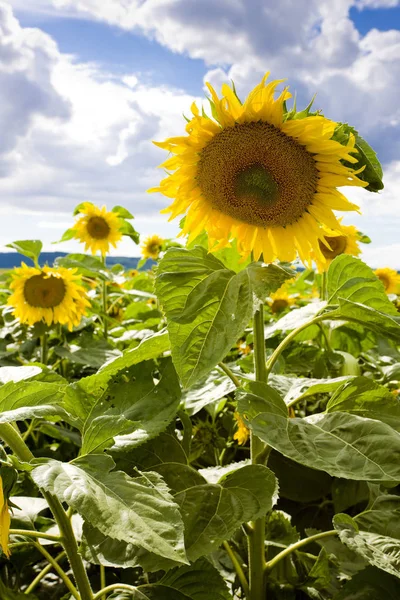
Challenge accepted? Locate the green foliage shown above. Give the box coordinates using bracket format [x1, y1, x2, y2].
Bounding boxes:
[5, 240, 42, 265]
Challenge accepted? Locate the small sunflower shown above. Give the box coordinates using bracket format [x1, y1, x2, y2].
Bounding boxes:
[268, 289, 295, 314]
[234, 412, 250, 445]
[8, 264, 90, 330]
[314, 223, 362, 272]
[141, 235, 164, 260]
[71, 203, 123, 255]
[151, 73, 368, 266]
[0, 477, 11, 558]
[236, 338, 252, 356]
[375, 267, 400, 294]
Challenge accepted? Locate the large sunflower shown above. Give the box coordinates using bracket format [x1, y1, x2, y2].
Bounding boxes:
[375, 268, 400, 295]
[8, 264, 90, 330]
[151, 74, 368, 265]
[71, 203, 123, 255]
[314, 223, 361, 272]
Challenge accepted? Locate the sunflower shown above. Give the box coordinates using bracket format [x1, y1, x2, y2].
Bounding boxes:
[0, 477, 10, 558]
[8, 264, 90, 330]
[268, 288, 295, 314]
[314, 223, 362, 272]
[151, 73, 368, 265]
[234, 412, 250, 445]
[71, 203, 123, 255]
[141, 235, 164, 260]
[375, 267, 400, 295]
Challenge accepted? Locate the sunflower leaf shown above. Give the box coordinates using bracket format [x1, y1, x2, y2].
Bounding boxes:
[238, 380, 400, 481]
[31, 455, 188, 567]
[119, 219, 140, 244]
[111, 205, 134, 219]
[6, 240, 42, 265]
[155, 246, 253, 387]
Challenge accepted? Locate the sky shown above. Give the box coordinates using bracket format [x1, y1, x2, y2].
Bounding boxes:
[1, 0, 400, 266]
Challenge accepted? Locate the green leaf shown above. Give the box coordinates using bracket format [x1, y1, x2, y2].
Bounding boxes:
[326, 255, 397, 312]
[159, 557, 231, 600]
[119, 219, 140, 244]
[247, 262, 296, 302]
[238, 380, 400, 481]
[81, 521, 181, 572]
[80, 358, 181, 454]
[155, 246, 253, 387]
[333, 510, 400, 579]
[175, 464, 277, 561]
[55, 253, 107, 278]
[0, 380, 71, 424]
[112, 205, 134, 219]
[181, 369, 236, 415]
[334, 566, 400, 600]
[327, 376, 400, 432]
[31, 455, 187, 567]
[77, 330, 170, 397]
[53, 227, 76, 243]
[282, 375, 354, 406]
[333, 123, 384, 192]
[5, 240, 42, 264]
[112, 433, 187, 473]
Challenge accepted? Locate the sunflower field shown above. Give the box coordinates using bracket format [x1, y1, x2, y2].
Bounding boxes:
[1, 75, 400, 600]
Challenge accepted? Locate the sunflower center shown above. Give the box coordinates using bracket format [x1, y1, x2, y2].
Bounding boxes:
[87, 216, 111, 239]
[197, 121, 318, 227]
[271, 298, 289, 313]
[149, 244, 161, 254]
[319, 235, 347, 259]
[24, 274, 66, 308]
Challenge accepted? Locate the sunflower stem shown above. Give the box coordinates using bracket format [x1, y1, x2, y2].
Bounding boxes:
[101, 256, 108, 340]
[248, 304, 267, 600]
[0, 423, 93, 600]
[40, 332, 48, 365]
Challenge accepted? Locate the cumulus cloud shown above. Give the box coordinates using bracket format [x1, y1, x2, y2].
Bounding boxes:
[3, 0, 400, 262]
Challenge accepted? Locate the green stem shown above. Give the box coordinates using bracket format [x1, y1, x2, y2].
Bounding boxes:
[0, 423, 93, 600]
[101, 256, 108, 340]
[100, 565, 106, 600]
[32, 543, 79, 600]
[248, 305, 267, 600]
[92, 584, 139, 600]
[223, 540, 250, 598]
[320, 271, 327, 301]
[40, 333, 48, 365]
[25, 550, 66, 594]
[10, 529, 62, 543]
[265, 530, 338, 571]
[265, 314, 327, 377]
[217, 362, 241, 387]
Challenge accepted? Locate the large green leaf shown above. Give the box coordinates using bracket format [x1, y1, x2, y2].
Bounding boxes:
[264, 302, 326, 338]
[282, 375, 354, 406]
[77, 330, 170, 397]
[82, 521, 181, 572]
[238, 381, 400, 481]
[80, 358, 181, 454]
[334, 567, 400, 600]
[159, 557, 231, 600]
[327, 376, 400, 431]
[175, 464, 277, 561]
[0, 380, 71, 424]
[31, 455, 187, 567]
[333, 509, 400, 579]
[112, 433, 188, 473]
[155, 246, 253, 387]
[326, 256, 400, 339]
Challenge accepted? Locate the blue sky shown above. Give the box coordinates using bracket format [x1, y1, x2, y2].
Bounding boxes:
[1, 0, 400, 266]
